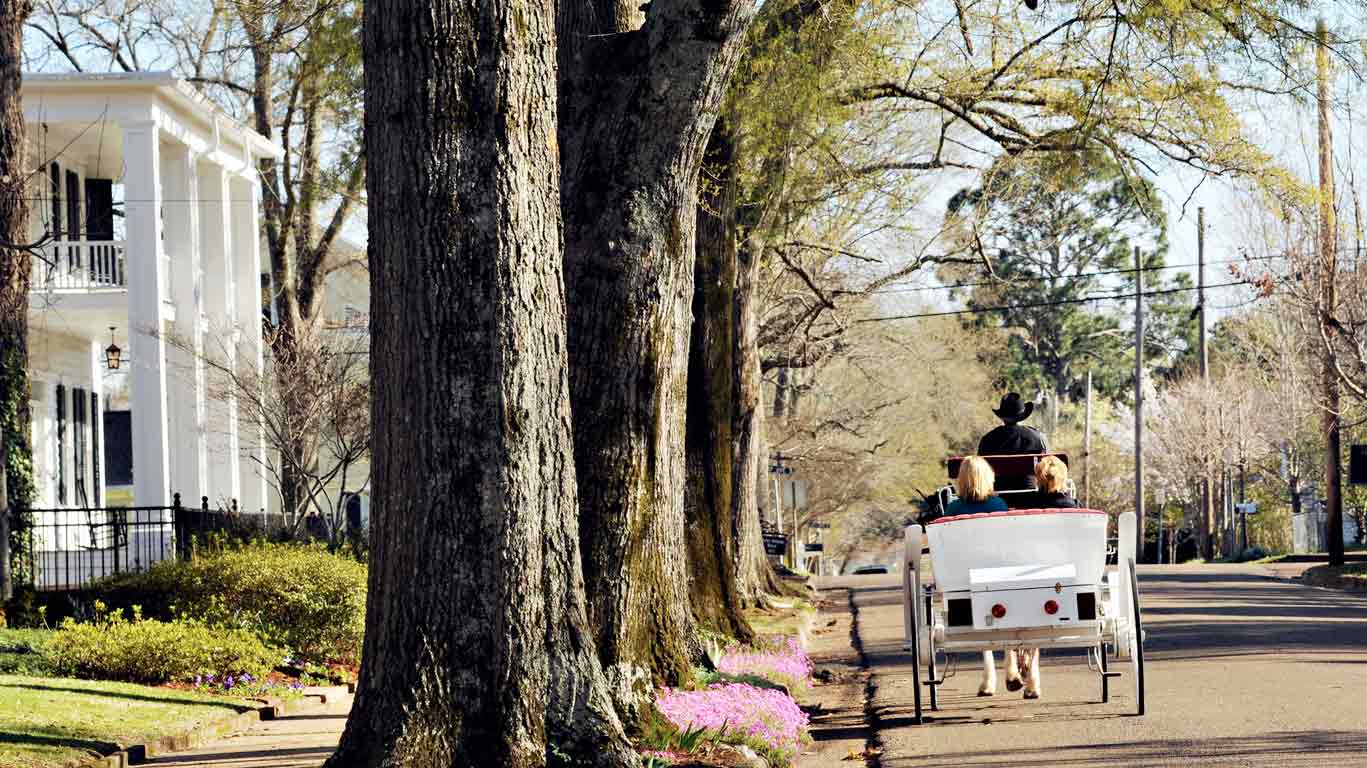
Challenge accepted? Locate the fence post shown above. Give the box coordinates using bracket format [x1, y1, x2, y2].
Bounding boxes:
[112, 508, 122, 576]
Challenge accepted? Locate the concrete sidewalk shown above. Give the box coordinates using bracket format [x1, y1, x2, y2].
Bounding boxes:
[143, 695, 350, 767]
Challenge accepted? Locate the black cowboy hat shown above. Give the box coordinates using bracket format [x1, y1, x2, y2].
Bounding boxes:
[993, 392, 1034, 423]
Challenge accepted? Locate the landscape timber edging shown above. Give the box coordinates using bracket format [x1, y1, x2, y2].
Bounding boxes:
[76, 687, 347, 767]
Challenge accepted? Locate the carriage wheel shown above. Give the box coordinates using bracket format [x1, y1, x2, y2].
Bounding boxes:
[908, 581, 924, 724]
[1098, 642, 1109, 703]
[1127, 557, 1146, 717]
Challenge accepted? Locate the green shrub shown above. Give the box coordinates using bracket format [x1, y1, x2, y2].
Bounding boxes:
[102, 543, 366, 663]
[45, 604, 278, 684]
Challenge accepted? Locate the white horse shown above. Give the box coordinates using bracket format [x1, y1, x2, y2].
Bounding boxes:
[978, 648, 1041, 699]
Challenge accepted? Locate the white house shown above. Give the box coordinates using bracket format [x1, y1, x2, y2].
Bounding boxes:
[21, 72, 282, 518]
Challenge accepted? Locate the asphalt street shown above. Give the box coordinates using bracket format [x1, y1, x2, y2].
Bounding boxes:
[821, 565, 1367, 767]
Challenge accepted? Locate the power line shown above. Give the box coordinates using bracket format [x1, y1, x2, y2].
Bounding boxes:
[867, 255, 1273, 295]
[856, 279, 1253, 323]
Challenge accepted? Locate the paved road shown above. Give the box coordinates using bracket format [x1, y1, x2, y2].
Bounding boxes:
[823, 565, 1367, 767]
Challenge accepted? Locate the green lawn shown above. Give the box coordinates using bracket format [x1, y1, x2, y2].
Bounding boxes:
[745, 598, 816, 639]
[0, 629, 56, 676]
[0, 675, 259, 768]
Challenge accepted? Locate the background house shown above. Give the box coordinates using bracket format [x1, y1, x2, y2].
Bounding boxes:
[21, 72, 282, 584]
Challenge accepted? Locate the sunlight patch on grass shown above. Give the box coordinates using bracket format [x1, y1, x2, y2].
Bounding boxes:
[0, 675, 258, 768]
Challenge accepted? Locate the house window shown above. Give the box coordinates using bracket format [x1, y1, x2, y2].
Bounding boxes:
[91, 392, 102, 507]
[55, 383, 66, 505]
[73, 387, 88, 507]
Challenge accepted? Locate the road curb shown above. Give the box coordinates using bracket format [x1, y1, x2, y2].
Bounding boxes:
[77, 688, 347, 767]
[1300, 565, 1367, 593]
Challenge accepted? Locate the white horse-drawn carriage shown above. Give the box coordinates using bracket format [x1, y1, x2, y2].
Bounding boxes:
[901, 453, 1146, 722]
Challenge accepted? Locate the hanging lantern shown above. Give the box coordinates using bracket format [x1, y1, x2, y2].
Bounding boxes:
[105, 327, 122, 370]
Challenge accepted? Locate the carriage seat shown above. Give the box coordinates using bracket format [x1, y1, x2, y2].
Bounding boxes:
[947, 453, 1072, 504]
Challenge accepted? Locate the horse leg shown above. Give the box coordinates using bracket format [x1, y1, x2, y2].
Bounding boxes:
[1004, 648, 1023, 691]
[978, 650, 997, 696]
[1023, 648, 1042, 699]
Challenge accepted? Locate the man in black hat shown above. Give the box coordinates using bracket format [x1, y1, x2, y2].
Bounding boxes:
[978, 393, 1048, 489]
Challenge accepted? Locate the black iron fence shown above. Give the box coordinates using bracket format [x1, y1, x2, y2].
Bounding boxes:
[16, 494, 289, 591]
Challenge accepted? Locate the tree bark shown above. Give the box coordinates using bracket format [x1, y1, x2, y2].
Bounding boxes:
[331, 0, 633, 763]
[685, 119, 753, 642]
[557, 0, 757, 686]
[1, 0, 33, 598]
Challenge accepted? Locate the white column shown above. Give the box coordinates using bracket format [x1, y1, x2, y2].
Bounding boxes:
[163, 144, 208, 502]
[199, 162, 240, 505]
[231, 173, 267, 514]
[122, 121, 172, 508]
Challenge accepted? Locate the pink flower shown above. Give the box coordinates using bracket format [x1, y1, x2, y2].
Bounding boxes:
[654, 683, 809, 762]
[717, 637, 814, 693]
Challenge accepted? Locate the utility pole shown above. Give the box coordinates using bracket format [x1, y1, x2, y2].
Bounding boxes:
[1317, 17, 1345, 567]
[1134, 246, 1145, 563]
[1084, 370, 1092, 508]
[1198, 207, 1215, 561]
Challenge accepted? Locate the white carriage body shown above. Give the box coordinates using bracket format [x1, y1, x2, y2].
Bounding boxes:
[927, 509, 1107, 592]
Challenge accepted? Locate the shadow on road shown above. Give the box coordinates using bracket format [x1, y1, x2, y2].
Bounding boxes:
[882, 729, 1367, 767]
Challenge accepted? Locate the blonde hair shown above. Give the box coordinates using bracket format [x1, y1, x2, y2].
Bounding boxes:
[1036, 455, 1069, 494]
[956, 455, 996, 503]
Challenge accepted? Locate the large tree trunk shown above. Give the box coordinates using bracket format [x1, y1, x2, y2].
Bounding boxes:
[684, 119, 753, 642]
[557, 0, 757, 687]
[331, 0, 633, 763]
[733, 215, 784, 601]
[1, 0, 33, 598]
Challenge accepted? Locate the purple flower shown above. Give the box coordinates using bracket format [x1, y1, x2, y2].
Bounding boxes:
[224, 675, 235, 689]
[241, 673, 253, 683]
[193, 675, 203, 686]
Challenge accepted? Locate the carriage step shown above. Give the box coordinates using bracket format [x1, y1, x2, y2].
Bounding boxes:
[1101, 672, 1123, 678]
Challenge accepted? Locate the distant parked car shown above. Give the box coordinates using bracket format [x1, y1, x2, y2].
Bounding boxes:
[852, 564, 890, 575]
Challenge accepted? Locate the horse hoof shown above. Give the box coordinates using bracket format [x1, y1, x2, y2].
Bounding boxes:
[977, 689, 995, 697]
[1005, 678, 1023, 692]
[1023, 690, 1040, 700]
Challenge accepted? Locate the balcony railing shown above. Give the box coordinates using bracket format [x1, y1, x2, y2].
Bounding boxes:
[30, 240, 127, 291]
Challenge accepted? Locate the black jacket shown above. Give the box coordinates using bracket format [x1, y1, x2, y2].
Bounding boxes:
[977, 424, 1049, 491]
[977, 423, 1049, 456]
[1037, 492, 1079, 509]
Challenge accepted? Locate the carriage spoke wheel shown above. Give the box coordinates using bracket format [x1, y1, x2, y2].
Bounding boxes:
[1128, 557, 1146, 717]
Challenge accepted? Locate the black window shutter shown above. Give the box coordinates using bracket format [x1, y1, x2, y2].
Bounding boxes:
[65, 170, 81, 240]
[73, 387, 87, 506]
[49, 163, 62, 240]
[91, 392, 103, 507]
[56, 383, 67, 504]
[85, 179, 114, 240]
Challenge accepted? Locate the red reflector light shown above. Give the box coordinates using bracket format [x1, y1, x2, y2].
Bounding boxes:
[991, 603, 1007, 619]
[1044, 600, 1059, 615]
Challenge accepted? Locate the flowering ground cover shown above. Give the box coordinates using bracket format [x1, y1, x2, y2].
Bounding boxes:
[717, 637, 814, 694]
[653, 683, 810, 765]
[640, 634, 814, 766]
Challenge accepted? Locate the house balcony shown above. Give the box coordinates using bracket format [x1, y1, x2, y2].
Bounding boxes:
[31, 239, 128, 292]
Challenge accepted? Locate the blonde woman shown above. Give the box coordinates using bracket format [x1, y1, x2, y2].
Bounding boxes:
[1035, 455, 1079, 509]
[945, 455, 1008, 517]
